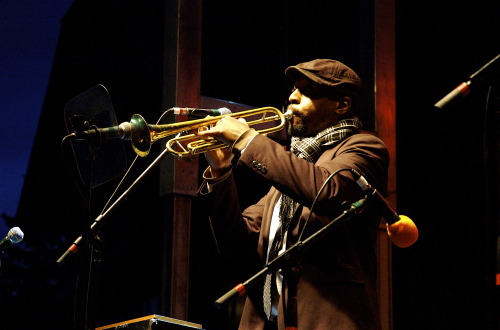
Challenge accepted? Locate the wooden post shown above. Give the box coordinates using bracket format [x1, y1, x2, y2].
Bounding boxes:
[160, 0, 202, 321]
[375, 0, 396, 329]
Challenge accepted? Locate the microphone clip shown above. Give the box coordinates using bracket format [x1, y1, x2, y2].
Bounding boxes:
[69, 115, 89, 139]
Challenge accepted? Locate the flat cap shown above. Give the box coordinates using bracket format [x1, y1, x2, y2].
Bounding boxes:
[285, 59, 362, 95]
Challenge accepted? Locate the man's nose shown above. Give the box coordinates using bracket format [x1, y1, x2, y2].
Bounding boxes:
[289, 89, 300, 104]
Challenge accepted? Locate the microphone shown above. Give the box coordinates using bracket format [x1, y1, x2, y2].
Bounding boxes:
[434, 54, 500, 111]
[0, 227, 24, 254]
[70, 108, 232, 142]
[171, 107, 232, 118]
[73, 121, 133, 141]
[433, 81, 471, 111]
[355, 174, 418, 248]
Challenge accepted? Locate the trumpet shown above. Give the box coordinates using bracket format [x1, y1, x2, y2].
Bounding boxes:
[128, 107, 292, 158]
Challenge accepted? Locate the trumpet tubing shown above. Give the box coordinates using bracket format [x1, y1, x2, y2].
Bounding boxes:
[129, 107, 291, 157]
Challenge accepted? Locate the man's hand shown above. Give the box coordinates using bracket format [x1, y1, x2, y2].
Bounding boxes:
[198, 117, 249, 177]
[198, 116, 249, 145]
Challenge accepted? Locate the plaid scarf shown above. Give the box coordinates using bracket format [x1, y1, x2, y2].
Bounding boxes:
[278, 116, 363, 236]
[290, 117, 363, 163]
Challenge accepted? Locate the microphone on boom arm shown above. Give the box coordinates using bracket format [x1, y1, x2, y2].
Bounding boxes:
[354, 172, 418, 248]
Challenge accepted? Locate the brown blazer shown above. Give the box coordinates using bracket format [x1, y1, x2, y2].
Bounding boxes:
[199, 133, 389, 330]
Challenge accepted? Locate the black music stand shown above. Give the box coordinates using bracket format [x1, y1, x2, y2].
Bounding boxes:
[64, 84, 127, 188]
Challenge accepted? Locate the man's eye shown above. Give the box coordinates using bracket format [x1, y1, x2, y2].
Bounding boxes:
[292, 86, 322, 98]
[291, 86, 310, 94]
[301, 87, 313, 95]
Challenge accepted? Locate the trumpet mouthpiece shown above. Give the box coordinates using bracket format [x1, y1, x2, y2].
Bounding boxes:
[282, 109, 293, 120]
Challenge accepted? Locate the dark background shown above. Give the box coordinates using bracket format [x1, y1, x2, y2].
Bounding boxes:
[0, 1, 499, 329]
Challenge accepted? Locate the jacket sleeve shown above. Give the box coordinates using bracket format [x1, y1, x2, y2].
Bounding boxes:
[234, 133, 389, 218]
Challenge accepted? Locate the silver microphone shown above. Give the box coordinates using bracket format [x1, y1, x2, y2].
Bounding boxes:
[0, 227, 24, 253]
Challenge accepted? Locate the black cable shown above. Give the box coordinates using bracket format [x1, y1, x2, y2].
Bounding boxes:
[297, 167, 358, 242]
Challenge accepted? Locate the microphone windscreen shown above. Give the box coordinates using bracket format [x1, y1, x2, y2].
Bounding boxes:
[386, 215, 418, 248]
[9, 227, 24, 243]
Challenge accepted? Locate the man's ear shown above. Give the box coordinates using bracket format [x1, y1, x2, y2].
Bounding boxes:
[335, 96, 352, 115]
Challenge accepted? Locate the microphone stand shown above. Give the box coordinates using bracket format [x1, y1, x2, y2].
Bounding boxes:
[214, 198, 367, 307]
[482, 80, 500, 322]
[58, 135, 173, 330]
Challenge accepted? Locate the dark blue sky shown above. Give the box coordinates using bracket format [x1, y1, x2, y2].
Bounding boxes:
[0, 1, 73, 233]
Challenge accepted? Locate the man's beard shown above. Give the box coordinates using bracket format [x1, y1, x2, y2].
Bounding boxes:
[287, 115, 308, 137]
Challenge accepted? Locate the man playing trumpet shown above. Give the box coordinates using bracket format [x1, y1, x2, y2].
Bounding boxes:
[198, 59, 388, 330]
